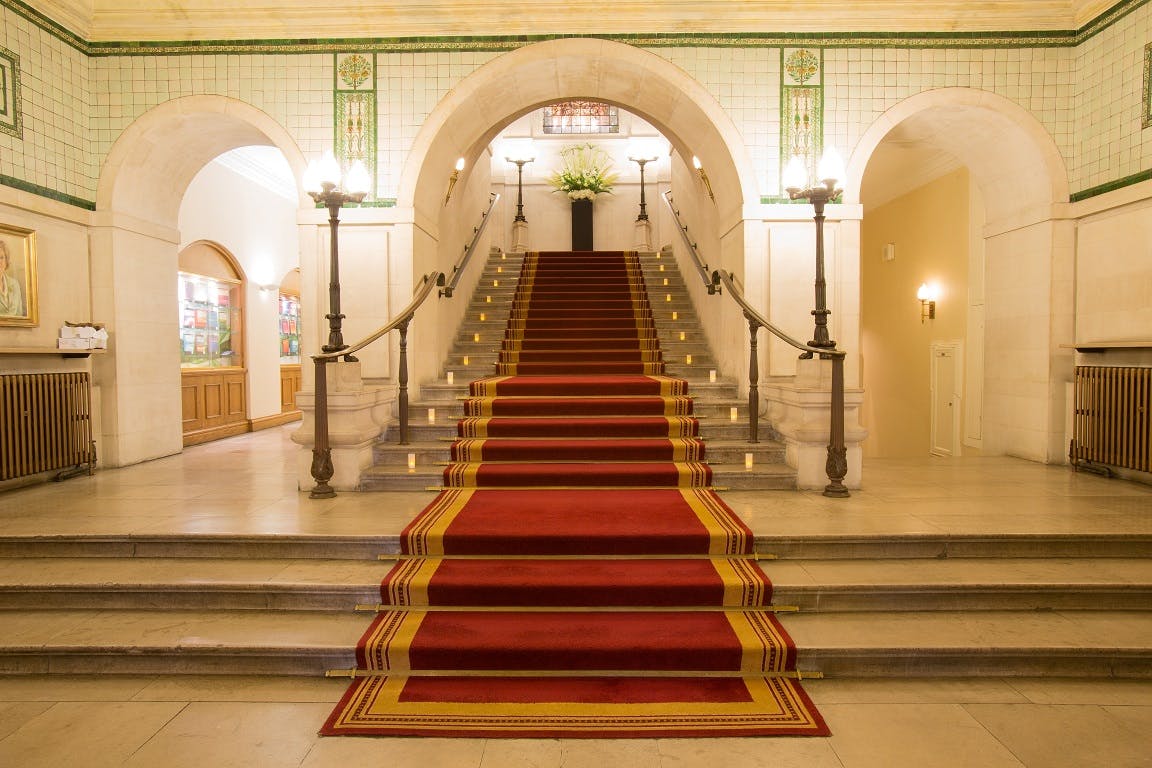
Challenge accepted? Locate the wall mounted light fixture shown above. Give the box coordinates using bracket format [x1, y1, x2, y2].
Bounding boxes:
[917, 283, 939, 322]
[691, 155, 715, 202]
[444, 157, 465, 206]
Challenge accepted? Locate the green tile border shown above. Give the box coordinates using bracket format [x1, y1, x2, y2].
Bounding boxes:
[0, 44, 22, 139]
[1144, 42, 1151, 130]
[0, 174, 95, 209]
[1070, 170, 1152, 202]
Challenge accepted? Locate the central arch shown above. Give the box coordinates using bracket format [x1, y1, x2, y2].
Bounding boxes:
[398, 37, 758, 226]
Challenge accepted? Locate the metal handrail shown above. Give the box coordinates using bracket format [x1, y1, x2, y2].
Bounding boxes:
[661, 191, 849, 497]
[308, 199, 498, 499]
[440, 192, 500, 298]
[662, 191, 721, 295]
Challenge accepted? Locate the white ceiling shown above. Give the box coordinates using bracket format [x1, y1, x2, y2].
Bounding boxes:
[36, 0, 1118, 42]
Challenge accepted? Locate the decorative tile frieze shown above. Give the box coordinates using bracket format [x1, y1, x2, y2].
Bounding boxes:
[0, 45, 22, 139]
[780, 48, 823, 194]
[334, 53, 377, 199]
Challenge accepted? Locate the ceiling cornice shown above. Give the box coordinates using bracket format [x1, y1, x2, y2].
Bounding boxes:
[18, 0, 1137, 44]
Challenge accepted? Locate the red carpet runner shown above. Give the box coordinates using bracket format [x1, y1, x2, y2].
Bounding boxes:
[323, 251, 828, 738]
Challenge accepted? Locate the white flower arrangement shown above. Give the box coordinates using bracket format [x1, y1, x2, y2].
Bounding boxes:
[549, 144, 617, 201]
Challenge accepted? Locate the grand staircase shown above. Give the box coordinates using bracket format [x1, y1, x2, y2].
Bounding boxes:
[362, 248, 795, 491]
[0, 250, 1148, 682]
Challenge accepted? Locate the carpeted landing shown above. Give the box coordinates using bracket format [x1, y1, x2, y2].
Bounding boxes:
[322, 251, 828, 738]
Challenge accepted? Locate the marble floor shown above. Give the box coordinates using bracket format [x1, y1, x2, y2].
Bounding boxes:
[0, 426, 1149, 767]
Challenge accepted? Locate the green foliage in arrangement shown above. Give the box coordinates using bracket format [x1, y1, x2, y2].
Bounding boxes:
[549, 144, 618, 200]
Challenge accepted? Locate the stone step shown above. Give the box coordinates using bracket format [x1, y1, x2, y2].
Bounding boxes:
[2, 529, 1148, 561]
[399, 398, 756, 422]
[784, 610, 1152, 678]
[0, 606, 1146, 677]
[371, 439, 787, 467]
[357, 462, 797, 491]
[1, 558, 1146, 613]
[381, 418, 769, 444]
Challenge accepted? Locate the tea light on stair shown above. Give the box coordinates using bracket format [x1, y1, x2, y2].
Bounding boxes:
[672, 311, 678, 320]
[473, 333, 480, 342]
[501, 252, 506, 259]
[463, 356, 470, 366]
[685, 354, 693, 365]
[679, 331, 686, 341]
[663, 278, 669, 286]
[408, 453, 417, 472]
[446, 371, 454, 385]
[497, 266, 503, 273]
[479, 313, 486, 322]
[659, 264, 665, 272]
[493, 279, 499, 287]
[665, 293, 671, 302]
[427, 408, 436, 424]
[730, 407, 738, 422]
[709, 369, 717, 383]
[486, 295, 492, 303]
[745, 453, 754, 470]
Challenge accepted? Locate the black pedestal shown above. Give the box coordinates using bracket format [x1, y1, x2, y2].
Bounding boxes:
[571, 199, 593, 251]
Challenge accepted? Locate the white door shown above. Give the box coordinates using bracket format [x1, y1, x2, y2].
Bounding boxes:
[930, 342, 963, 456]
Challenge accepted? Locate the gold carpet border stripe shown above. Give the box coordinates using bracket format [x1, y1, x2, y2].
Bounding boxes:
[679, 488, 748, 555]
[385, 557, 440, 607]
[711, 558, 767, 607]
[359, 610, 425, 673]
[727, 611, 789, 675]
[404, 489, 473, 556]
[325, 675, 825, 735]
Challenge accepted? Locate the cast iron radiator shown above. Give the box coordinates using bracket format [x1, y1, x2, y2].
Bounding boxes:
[1072, 365, 1151, 474]
[0, 372, 96, 481]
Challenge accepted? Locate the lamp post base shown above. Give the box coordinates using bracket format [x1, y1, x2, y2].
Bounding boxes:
[633, 218, 653, 251]
[511, 220, 530, 252]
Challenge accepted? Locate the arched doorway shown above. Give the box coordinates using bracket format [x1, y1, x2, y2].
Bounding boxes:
[93, 96, 307, 466]
[850, 88, 1071, 462]
[391, 37, 762, 390]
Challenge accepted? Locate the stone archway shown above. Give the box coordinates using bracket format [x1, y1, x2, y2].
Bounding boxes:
[398, 38, 757, 223]
[394, 37, 760, 392]
[850, 87, 1072, 463]
[92, 96, 307, 467]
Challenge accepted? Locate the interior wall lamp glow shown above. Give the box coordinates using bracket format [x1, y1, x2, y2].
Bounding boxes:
[444, 157, 466, 206]
[691, 156, 715, 202]
[917, 283, 939, 323]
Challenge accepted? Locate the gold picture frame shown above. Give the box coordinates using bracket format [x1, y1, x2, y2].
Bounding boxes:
[0, 223, 38, 327]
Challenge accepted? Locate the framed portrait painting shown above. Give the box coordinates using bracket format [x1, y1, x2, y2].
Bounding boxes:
[0, 224, 38, 327]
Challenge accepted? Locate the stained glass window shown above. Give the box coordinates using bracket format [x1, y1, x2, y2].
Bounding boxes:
[543, 101, 619, 134]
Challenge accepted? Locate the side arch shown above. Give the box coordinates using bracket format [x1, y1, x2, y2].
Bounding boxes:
[845, 87, 1069, 223]
[96, 95, 308, 227]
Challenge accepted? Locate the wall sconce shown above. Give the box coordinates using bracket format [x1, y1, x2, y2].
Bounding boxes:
[917, 283, 939, 322]
[444, 157, 465, 206]
[691, 155, 715, 202]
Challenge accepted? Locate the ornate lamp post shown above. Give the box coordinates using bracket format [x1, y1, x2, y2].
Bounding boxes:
[783, 147, 845, 357]
[627, 139, 661, 222]
[303, 152, 371, 361]
[502, 139, 535, 252]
